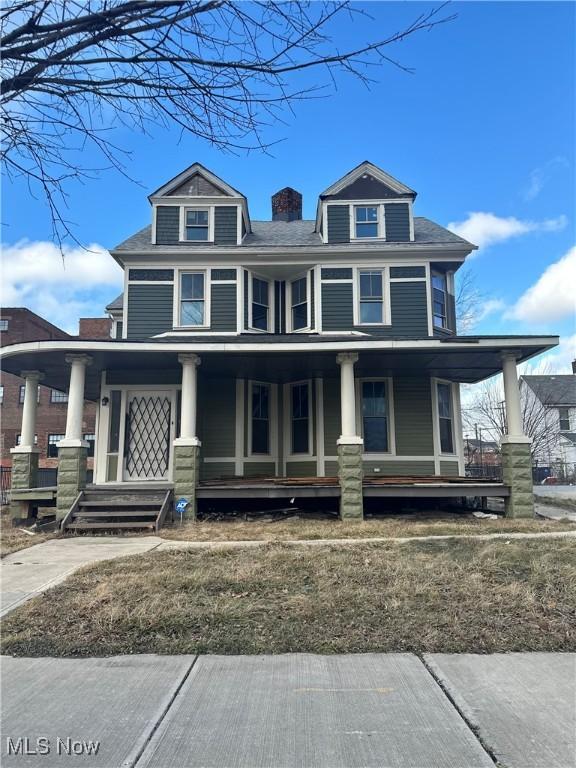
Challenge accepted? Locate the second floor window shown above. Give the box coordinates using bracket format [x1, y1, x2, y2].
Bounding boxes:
[432, 273, 447, 329]
[355, 206, 379, 238]
[50, 389, 68, 403]
[0, 319, 8, 331]
[558, 407, 571, 431]
[0, 385, 3, 404]
[359, 270, 384, 324]
[180, 272, 205, 326]
[251, 277, 270, 331]
[437, 382, 454, 453]
[184, 209, 209, 241]
[290, 277, 308, 331]
[251, 384, 270, 454]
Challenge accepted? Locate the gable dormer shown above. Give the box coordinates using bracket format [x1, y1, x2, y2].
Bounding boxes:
[148, 163, 251, 246]
[316, 161, 416, 244]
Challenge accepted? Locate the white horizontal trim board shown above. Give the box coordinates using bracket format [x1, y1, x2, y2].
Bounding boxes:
[1, 337, 558, 359]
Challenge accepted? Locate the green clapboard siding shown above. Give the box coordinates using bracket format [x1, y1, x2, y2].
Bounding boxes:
[363, 460, 435, 476]
[390, 266, 425, 278]
[285, 461, 317, 477]
[214, 206, 238, 245]
[211, 284, 237, 331]
[440, 461, 460, 477]
[244, 462, 276, 477]
[389, 281, 428, 335]
[327, 205, 350, 243]
[127, 284, 173, 339]
[384, 203, 410, 242]
[198, 379, 236, 458]
[200, 462, 236, 481]
[323, 379, 341, 454]
[322, 283, 354, 330]
[393, 377, 434, 455]
[155, 206, 180, 244]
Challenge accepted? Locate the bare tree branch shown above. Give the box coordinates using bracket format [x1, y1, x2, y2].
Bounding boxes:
[0, 0, 455, 245]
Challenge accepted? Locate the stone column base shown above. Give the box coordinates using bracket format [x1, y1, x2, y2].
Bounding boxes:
[57, 446, 88, 520]
[501, 441, 534, 518]
[9, 450, 40, 521]
[173, 443, 200, 520]
[337, 442, 364, 520]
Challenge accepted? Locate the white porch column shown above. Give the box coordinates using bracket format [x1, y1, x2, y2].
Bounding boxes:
[18, 371, 44, 450]
[60, 354, 92, 447]
[176, 353, 201, 445]
[501, 353, 527, 441]
[336, 352, 362, 443]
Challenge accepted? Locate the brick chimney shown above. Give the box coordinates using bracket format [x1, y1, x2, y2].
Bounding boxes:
[79, 318, 112, 339]
[271, 187, 302, 222]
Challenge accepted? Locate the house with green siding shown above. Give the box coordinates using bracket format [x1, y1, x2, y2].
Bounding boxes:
[2, 161, 558, 524]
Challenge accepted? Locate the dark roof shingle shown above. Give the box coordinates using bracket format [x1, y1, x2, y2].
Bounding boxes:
[522, 375, 576, 406]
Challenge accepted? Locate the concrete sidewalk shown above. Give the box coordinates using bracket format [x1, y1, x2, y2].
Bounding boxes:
[1, 653, 574, 768]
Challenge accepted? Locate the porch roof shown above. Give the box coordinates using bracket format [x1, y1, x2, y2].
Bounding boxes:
[0, 335, 558, 400]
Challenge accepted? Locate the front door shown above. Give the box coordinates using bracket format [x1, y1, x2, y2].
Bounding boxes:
[123, 391, 173, 481]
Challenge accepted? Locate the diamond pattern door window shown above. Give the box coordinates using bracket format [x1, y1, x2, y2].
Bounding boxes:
[125, 395, 171, 479]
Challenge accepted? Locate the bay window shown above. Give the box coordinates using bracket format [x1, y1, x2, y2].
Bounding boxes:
[251, 276, 270, 331]
[290, 276, 308, 331]
[180, 272, 205, 326]
[432, 273, 447, 329]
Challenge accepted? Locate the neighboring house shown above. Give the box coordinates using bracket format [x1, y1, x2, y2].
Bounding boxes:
[0, 161, 558, 521]
[520, 374, 576, 466]
[463, 438, 500, 467]
[0, 310, 111, 470]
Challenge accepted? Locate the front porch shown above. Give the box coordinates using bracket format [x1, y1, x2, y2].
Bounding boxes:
[1, 335, 555, 524]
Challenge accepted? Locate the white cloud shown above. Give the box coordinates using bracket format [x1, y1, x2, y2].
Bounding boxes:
[505, 245, 576, 324]
[523, 157, 569, 201]
[477, 298, 505, 322]
[519, 334, 576, 375]
[1, 240, 123, 334]
[447, 212, 567, 251]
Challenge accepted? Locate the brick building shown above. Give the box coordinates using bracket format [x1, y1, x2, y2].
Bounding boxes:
[0, 309, 111, 468]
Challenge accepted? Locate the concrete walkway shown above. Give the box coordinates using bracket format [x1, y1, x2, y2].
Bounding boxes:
[2, 531, 575, 617]
[1, 652, 574, 767]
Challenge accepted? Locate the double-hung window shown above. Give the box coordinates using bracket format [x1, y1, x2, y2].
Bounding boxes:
[19, 385, 40, 404]
[251, 384, 270, 454]
[432, 273, 447, 329]
[354, 206, 379, 238]
[359, 270, 384, 324]
[184, 209, 209, 241]
[251, 277, 270, 331]
[180, 272, 205, 326]
[290, 276, 308, 331]
[362, 381, 389, 452]
[47, 434, 64, 458]
[0, 319, 8, 331]
[291, 382, 310, 454]
[437, 382, 454, 453]
[558, 407, 571, 431]
[50, 389, 68, 403]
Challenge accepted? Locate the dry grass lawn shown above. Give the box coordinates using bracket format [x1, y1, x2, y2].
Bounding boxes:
[0, 514, 55, 556]
[162, 515, 576, 543]
[2, 538, 574, 657]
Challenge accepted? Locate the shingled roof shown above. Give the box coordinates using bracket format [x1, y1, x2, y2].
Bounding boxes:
[112, 217, 472, 252]
[522, 375, 576, 406]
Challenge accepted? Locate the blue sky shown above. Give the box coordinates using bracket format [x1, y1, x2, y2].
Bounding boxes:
[2, 1, 575, 369]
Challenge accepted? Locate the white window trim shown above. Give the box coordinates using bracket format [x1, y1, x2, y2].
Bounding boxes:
[173, 269, 211, 329]
[247, 271, 274, 333]
[286, 270, 313, 333]
[432, 378, 458, 460]
[353, 266, 392, 326]
[179, 206, 214, 243]
[247, 380, 273, 457]
[284, 380, 314, 458]
[355, 377, 396, 456]
[350, 203, 384, 241]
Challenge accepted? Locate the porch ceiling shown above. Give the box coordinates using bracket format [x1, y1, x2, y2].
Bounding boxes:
[0, 335, 558, 399]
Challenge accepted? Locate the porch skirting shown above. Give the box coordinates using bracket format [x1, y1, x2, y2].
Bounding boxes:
[56, 446, 88, 520]
[173, 443, 200, 520]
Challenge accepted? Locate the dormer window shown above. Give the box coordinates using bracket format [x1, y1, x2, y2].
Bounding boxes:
[354, 206, 379, 238]
[184, 208, 209, 241]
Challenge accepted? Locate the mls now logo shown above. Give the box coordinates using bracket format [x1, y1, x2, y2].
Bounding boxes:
[6, 737, 100, 756]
